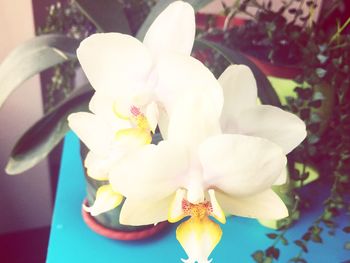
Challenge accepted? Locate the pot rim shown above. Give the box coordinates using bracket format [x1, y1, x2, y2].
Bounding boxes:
[82, 199, 169, 241]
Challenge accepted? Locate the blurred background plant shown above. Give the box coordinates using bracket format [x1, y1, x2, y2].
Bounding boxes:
[196, 0, 350, 261]
[0, 0, 349, 262]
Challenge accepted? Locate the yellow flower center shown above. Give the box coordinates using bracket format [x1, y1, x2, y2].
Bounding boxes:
[130, 106, 150, 130]
[182, 199, 212, 220]
[113, 104, 153, 145]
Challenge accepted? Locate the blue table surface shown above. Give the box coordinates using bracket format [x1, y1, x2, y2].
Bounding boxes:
[46, 132, 349, 263]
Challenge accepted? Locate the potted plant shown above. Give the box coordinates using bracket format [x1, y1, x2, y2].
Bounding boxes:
[220, 0, 337, 119]
[195, 1, 350, 232]
[199, 0, 350, 261]
[1, 0, 348, 262]
[0, 0, 282, 238]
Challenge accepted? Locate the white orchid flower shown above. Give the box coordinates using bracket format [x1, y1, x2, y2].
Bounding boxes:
[219, 64, 307, 155]
[68, 1, 196, 215]
[109, 76, 289, 263]
[158, 64, 306, 154]
[158, 64, 307, 186]
[219, 65, 306, 186]
[75, 0, 195, 123]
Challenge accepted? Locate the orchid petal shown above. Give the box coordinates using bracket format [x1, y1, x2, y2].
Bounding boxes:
[166, 87, 223, 150]
[155, 54, 223, 140]
[186, 170, 205, 205]
[68, 112, 113, 156]
[274, 167, 288, 185]
[157, 104, 170, 139]
[215, 189, 288, 220]
[115, 128, 152, 146]
[89, 91, 114, 121]
[169, 188, 187, 223]
[143, 1, 195, 57]
[84, 151, 109, 180]
[77, 33, 154, 98]
[119, 195, 174, 226]
[155, 54, 223, 115]
[109, 141, 188, 201]
[237, 105, 307, 154]
[83, 184, 123, 216]
[199, 134, 286, 197]
[89, 91, 131, 130]
[208, 190, 226, 224]
[219, 65, 257, 130]
[84, 150, 126, 181]
[176, 217, 222, 263]
[145, 101, 159, 133]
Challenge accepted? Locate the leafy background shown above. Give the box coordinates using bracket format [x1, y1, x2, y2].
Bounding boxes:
[0, 0, 349, 262]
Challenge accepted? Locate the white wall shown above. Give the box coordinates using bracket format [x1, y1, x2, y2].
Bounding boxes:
[0, 0, 52, 234]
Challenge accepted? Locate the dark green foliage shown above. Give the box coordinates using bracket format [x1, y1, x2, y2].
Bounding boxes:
[265, 246, 280, 260]
[294, 240, 308, 253]
[6, 87, 93, 174]
[266, 233, 278, 239]
[252, 250, 264, 263]
[343, 227, 350, 233]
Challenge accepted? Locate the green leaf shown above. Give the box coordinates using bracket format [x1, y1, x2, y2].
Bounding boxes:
[343, 227, 350, 233]
[74, 0, 131, 33]
[0, 34, 79, 108]
[194, 39, 281, 107]
[281, 236, 289, 246]
[310, 225, 322, 235]
[311, 234, 323, 243]
[5, 86, 93, 175]
[289, 257, 307, 263]
[136, 0, 213, 40]
[252, 250, 264, 263]
[315, 67, 326, 78]
[263, 257, 273, 263]
[312, 91, 325, 101]
[345, 242, 350, 250]
[265, 246, 280, 260]
[307, 134, 320, 144]
[266, 233, 278, 239]
[294, 240, 308, 253]
[310, 112, 321, 123]
[317, 54, 328, 64]
[318, 44, 327, 52]
[302, 232, 311, 241]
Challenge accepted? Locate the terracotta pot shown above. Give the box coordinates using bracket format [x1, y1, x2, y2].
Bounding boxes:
[80, 143, 169, 240]
[81, 199, 168, 240]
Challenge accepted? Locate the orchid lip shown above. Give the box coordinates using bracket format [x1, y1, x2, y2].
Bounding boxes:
[169, 188, 226, 224]
[182, 199, 212, 220]
[171, 189, 225, 263]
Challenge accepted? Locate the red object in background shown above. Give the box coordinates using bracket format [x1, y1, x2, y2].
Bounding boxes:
[195, 13, 303, 80]
[196, 13, 246, 30]
[82, 200, 169, 241]
[244, 54, 303, 79]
